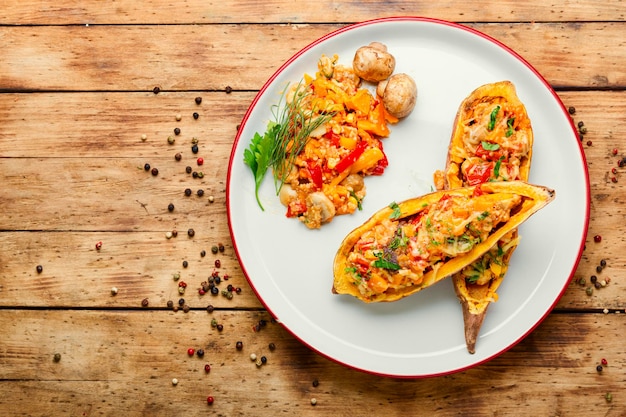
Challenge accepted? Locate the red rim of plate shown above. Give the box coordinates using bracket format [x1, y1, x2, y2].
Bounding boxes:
[226, 16, 590, 378]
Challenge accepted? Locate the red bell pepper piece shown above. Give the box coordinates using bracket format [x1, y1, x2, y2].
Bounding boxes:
[307, 162, 324, 190]
[335, 140, 368, 173]
[465, 163, 493, 186]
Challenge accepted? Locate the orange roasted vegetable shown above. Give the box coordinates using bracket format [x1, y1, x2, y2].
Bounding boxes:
[332, 181, 554, 303]
[433, 81, 534, 353]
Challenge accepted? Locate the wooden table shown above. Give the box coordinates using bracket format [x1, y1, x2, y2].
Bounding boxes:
[1, 2, 624, 415]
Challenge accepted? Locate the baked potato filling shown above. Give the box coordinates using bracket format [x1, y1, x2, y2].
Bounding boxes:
[344, 190, 523, 298]
[452, 98, 532, 186]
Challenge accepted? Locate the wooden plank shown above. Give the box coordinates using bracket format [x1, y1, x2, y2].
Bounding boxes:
[0, 23, 624, 91]
[0, 310, 624, 416]
[1, 0, 624, 24]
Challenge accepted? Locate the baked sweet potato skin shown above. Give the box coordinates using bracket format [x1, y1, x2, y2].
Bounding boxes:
[434, 81, 534, 353]
[332, 181, 553, 303]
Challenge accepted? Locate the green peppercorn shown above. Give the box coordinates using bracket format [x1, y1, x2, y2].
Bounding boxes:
[197, 172, 204, 179]
[578, 277, 586, 286]
[586, 287, 593, 296]
[580, 126, 588, 134]
[605, 392, 613, 403]
[211, 246, 219, 254]
[167, 135, 175, 144]
[172, 273, 180, 281]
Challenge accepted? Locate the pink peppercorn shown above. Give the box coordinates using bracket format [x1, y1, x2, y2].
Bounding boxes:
[204, 364, 211, 373]
[601, 358, 608, 365]
[95, 241, 103, 250]
[198, 288, 206, 295]
[187, 348, 195, 356]
[612, 148, 619, 156]
[594, 235, 602, 243]
[207, 396, 214, 405]
[179, 281, 187, 288]
[197, 157, 204, 166]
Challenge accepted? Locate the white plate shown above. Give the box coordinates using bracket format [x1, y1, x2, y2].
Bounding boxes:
[226, 17, 589, 377]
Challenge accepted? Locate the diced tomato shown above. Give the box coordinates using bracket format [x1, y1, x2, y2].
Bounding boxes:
[475, 142, 505, 162]
[465, 163, 493, 186]
[472, 184, 485, 197]
[323, 130, 341, 147]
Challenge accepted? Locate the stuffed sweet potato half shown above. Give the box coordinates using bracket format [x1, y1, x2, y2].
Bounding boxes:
[433, 80, 534, 353]
[332, 181, 554, 303]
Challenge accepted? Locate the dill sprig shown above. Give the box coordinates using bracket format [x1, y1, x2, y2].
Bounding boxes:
[269, 81, 334, 193]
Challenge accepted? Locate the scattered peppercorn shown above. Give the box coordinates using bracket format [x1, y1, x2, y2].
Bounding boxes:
[174, 127, 181, 136]
[175, 152, 182, 161]
[197, 157, 204, 166]
[211, 286, 219, 295]
[310, 398, 317, 406]
[186, 166, 192, 174]
[193, 112, 199, 120]
[206, 304, 214, 313]
[590, 275, 597, 283]
[206, 396, 214, 405]
[183, 260, 188, 268]
[178, 298, 185, 306]
[141, 134, 147, 141]
[260, 356, 267, 364]
[197, 189, 204, 197]
[605, 392, 613, 403]
[151, 167, 159, 176]
[596, 265, 603, 273]
[211, 245, 219, 254]
[225, 86, 232, 94]
[216, 324, 223, 331]
[167, 135, 175, 144]
[218, 243, 225, 252]
[611, 176, 618, 183]
[184, 188, 192, 196]
[192, 171, 198, 178]
[585, 287, 593, 296]
[580, 126, 588, 134]
[586, 140, 592, 146]
[214, 260, 221, 268]
[171, 378, 178, 386]
[188, 229, 195, 237]
[144, 163, 151, 171]
[191, 144, 199, 154]
[168, 203, 175, 212]
[200, 250, 206, 257]
[36, 265, 43, 274]
[187, 348, 195, 356]
[153, 86, 160, 94]
[196, 349, 205, 358]
[611, 167, 618, 175]
[197, 171, 204, 178]
[596, 364, 603, 372]
[568, 106, 576, 115]
[208, 195, 215, 203]
[172, 230, 178, 238]
[195, 97, 202, 105]
[53, 353, 61, 362]
[236, 341, 243, 350]
[593, 235, 602, 243]
[250, 353, 257, 361]
[612, 148, 618, 156]
[269, 342, 276, 351]
[601, 358, 608, 365]
[312, 379, 319, 387]
[204, 364, 211, 373]
[95, 241, 103, 250]
[577, 121, 584, 128]
[141, 298, 149, 307]
[172, 273, 180, 281]
[167, 300, 174, 308]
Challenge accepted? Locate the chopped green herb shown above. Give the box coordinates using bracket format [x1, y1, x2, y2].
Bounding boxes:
[389, 202, 401, 219]
[505, 117, 516, 137]
[477, 211, 490, 221]
[349, 190, 363, 210]
[493, 156, 505, 179]
[488, 105, 501, 131]
[481, 141, 500, 151]
[373, 252, 400, 271]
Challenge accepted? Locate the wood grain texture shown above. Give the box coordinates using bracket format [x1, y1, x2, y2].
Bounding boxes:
[0, 310, 624, 416]
[1, 23, 625, 91]
[1, 1, 625, 415]
[1, 0, 625, 24]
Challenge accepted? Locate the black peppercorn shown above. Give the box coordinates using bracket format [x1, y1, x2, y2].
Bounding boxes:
[151, 167, 159, 176]
[193, 112, 199, 120]
[168, 203, 175, 212]
[191, 144, 199, 154]
[192, 171, 198, 178]
[195, 96, 202, 105]
[153, 86, 160, 94]
[184, 188, 192, 196]
[144, 163, 151, 171]
[225, 86, 232, 94]
[216, 324, 223, 331]
[269, 342, 276, 351]
[600, 259, 607, 268]
[218, 243, 225, 253]
[167, 300, 174, 308]
[206, 304, 214, 313]
[260, 356, 267, 364]
[197, 189, 204, 197]
[211, 286, 219, 295]
[53, 353, 62, 362]
[236, 341, 243, 350]
[36, 265, 43, 274]
[187, 228, 195, 237]
[568, 106, 576, 115]
[200, 250, 206, 257]
[175, 152, 182, 161]
[590, 275, 597, 283]
[174, 127, 181, 135]
[186, 166, 192, 174]
[182, 260, 188, 268]
[596, 265, 603, 273]
[196, 349, 205, 358]
[178, 298, 185, 306]
[141, 298, 149, 307]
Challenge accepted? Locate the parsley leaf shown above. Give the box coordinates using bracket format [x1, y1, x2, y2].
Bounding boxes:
[373, 252, 400, 271]
[243, 122, 280, 210]
[389, 202, 401, 219]
[488, 105, 501, 131]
